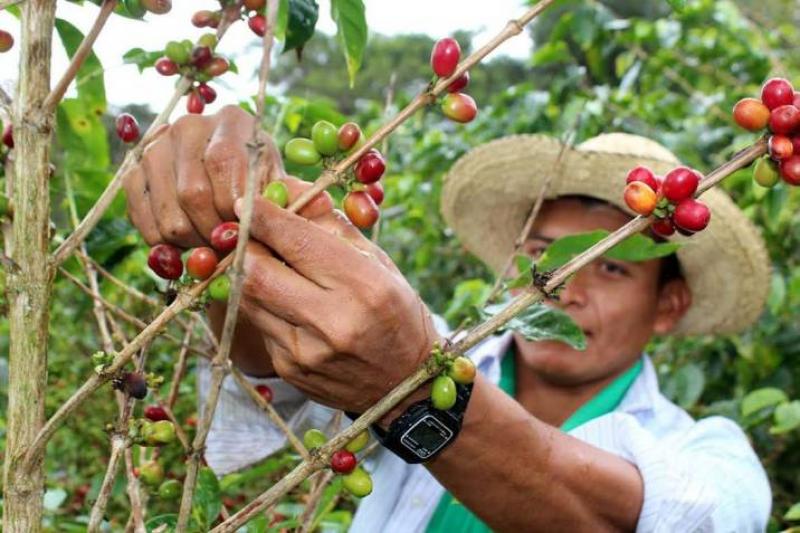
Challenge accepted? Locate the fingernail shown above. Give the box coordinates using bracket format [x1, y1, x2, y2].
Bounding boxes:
[233, 198, 243, 218]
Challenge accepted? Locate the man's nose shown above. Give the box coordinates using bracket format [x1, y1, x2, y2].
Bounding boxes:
[555, 270, 589, 309]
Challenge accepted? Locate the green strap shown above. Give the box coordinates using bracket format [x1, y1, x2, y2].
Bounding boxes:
[425, 347, 643, 533]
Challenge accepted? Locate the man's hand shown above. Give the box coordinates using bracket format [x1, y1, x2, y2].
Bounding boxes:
[236, 196, 440, 414]
[121, 105, 331, 247]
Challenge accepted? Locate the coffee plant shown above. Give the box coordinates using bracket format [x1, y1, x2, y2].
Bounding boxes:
[1, 0, 799, 531]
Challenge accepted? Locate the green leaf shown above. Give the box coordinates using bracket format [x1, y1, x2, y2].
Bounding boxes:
[275, 0, 291, 41]
[443, 278, 492, 326]
[330, 0, 367, 87]
[122, 47, 162, 73]
[741, 387, 788, 417]
[146, 514, 177, 529]
[284, 0, 320, 54]
[670, 364, 705, 408]
[537, 230, 680, 272]
[55, 18, 106, 111]
[785, 502, 800, 521]
[481, 303, 586, 350]
[507, 254, 533, 289]
[191, 467, 221, 530]
[666, 0, 686, 11]
[770, 400, 800, 434]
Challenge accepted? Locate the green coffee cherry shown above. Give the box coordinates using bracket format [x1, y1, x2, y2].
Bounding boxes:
[208, 274, 231, 301]
[344, 430, 370, 453]
[311, 120, 339, 156]
[285, 138, 322, 166]
[138, 460, 164, 486]
[342, 467, 373, 497]
[753, 156, 780, 188]
[431, 375, 457, 410]
[142, 420, 176, 446]
[447, 356, 476, 385]
[123, 0, 147, 18]
[198, 33, 217, 50]
[165, 40, 190, 65]
[303, 428, 328, 450]
[158, 479, 182, 499]
[263, 181, 289, 208]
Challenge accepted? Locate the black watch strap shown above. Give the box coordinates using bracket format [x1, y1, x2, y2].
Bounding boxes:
[346, 382, 473, 464]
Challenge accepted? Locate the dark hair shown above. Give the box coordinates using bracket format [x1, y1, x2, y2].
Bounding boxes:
[550, 195, 684, 289]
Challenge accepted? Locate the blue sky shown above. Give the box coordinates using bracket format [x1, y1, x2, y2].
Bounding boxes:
[0, 0, 531, 112]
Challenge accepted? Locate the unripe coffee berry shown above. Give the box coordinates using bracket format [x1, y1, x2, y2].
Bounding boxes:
[732, 97, 770, 131]
[761, 78, 795, 110]
[148, 243, 183, 280]
[662, 166, 700, 203]
[137, 460, 164, 486]
[345, 430, 370, 453]
[165, 40, 190, 65]
[330, 450, 357, 474]
[753, 156, 780, 188]
[248, 14, 267, 37]
[285, 138, 322, 166]
[263, 181, 289, 207]
[355, 150, 386, 184]
[337, 122, 362, 151]
[155, 57, 178, 76]
[431, 37, 460, 78]
[673, 198, 711, 232]
[342, 467, 373, 497]
[303, 428, 328, 450]
[124, 0, 147, 18]
[144, 404, 169, 422]
[142, 0, 171, 14]
[158, 479, 182, 500]
[192, 10, 216, 28]
[186, 247, 219, 280]
[115, 113, 140, 143]
[431, 375, 457, 410]
[255, 384, 273, 403]
[311, 120, 339, 156]
[441, 93, 477, 123]
[210, 221, 239, 253]
[623, 181, 657, 216]
[625, 166, 658, 192]
[208, 274, 231, 301]
[447, 356, 476, 385]
[143, 420, 177, 446]
[343, 191, 379, 229]
[197, 83, 217, 104]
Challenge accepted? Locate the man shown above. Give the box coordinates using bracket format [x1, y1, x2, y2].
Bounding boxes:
[123, 106, 772, 531]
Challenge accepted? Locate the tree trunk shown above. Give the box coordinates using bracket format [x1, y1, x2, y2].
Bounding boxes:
[3, 1, 57, 531]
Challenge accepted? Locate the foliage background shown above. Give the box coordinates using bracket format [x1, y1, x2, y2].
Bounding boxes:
[1, 0, 799, 530]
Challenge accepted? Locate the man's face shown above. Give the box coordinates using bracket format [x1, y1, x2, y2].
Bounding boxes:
[512, 197, 690, 386]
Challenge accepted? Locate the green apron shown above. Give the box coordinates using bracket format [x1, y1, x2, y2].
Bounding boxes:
[425, 348, 643, 533]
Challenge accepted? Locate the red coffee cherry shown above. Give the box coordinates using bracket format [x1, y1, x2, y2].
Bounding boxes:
[190, 46, 213, 69]
[204, 57, 229, 77]
[248, 14, 267, 37]
[761, 77, 795, 110]
[0, 30, 13, 53]
[2, 124, 12, 149]
[662, 166, 700, 203]
[365, 182, 384, 206]
[337, 122, 362, 151]
[192, 9, 216, 27]
[431, 37, 460, 78]
[769, 134, 794, 161]
[115, 113, 140, 143]
[625, 166, 658, 192]
[255, 384, 273, 403]
[623, 182, 657, 216]
[155, 57, 178, 76]
[441, 93, 477, 123]
[768, 104, 800, 135]
[446, 71, 470, 93]
[794, 91, 800, 109]
[732, 97, 770, 132]
[197, 83, 217, 104]
[330, 450, 357, 474]
[186, 247, 219, 280]
[210, 221, 239, 254]
[186, 90, 205, 115]
[673, 199, 711, 233]
[651, 217, 675, 238]
[343, 191, 379, 229]
[355, 149, 386, 184]
[142, 0, 171, 14]
[148, 243, 184, 280]
[244, 0, 266, 10]
[144, 405, 169, 422]
[779, 155, 800, 186]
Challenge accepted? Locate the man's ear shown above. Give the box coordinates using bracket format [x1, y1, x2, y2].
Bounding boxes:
[652, 278, 692, 335]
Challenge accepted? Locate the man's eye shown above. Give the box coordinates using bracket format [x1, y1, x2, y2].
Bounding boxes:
[600, 260, 628, 276]
[524, 245, 546, 259]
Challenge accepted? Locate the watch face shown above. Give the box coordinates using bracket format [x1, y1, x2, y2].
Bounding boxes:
[400, 415, 454, 459]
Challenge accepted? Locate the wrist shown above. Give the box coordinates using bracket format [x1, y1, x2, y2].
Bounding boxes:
[377, 382, 432, 431]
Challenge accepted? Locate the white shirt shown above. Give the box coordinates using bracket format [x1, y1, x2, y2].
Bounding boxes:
[199, 330, 771, 532]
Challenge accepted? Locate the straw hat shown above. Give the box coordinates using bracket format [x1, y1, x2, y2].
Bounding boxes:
[441, 133, 770, 336]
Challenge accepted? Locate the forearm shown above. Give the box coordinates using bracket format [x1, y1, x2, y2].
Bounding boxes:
[207, 302, 276, 377]
[426, 374, 643, 532]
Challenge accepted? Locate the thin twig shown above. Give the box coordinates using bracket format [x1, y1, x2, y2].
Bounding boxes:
[209, 137, 767, 533]
[296, 470, 336, 533]
[124, 447, 146, 533]
[167, 320, 195, 409]
[176, 2, 279, 529]
[371, 72, 397, 244]
[42, 0, 118, 112]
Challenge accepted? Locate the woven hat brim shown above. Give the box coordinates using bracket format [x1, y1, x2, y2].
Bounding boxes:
[441, 134, 770, 336]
